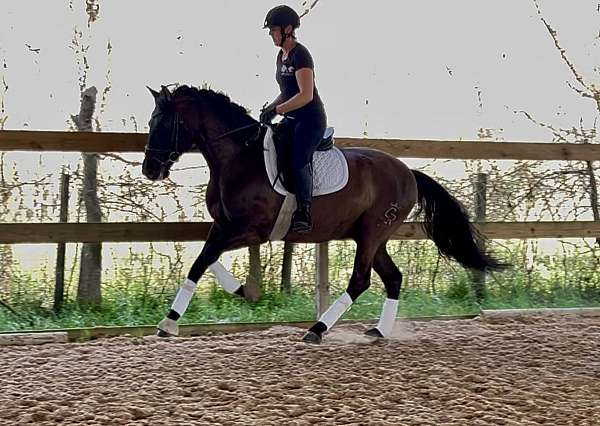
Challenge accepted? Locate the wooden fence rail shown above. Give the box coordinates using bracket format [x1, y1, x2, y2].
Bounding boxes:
[2, 130, 600, 160]
[1, 221, 599, 244]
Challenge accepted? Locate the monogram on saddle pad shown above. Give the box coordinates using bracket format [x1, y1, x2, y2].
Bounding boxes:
[263, 125, 349, 240]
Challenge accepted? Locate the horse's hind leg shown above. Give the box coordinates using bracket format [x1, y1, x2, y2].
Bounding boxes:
[302, 238, 378, 344]
[365, 242, 403, 338]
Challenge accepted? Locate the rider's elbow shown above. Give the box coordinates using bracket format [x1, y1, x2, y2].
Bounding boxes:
[302, 92, 313, 104]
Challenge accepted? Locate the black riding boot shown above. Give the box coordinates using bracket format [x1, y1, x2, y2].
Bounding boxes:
[291, 163, 313, 234]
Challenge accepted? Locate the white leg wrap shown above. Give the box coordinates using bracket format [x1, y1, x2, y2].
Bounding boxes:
[208, 262, 242, 294]
[171, 278, 198, 316]
[375, 298, 399, 337]
[319, 292, 353, 329]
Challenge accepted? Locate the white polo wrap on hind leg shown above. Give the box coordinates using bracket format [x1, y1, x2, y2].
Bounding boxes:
[319, 292, 353, 329]
[208, 262, 242, 294]
[375, 298, 399, 337]
[171, 278, 198, 316]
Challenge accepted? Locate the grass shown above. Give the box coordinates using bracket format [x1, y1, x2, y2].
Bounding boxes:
[1, 281, 597, 333]
[1, 241, 599, 332]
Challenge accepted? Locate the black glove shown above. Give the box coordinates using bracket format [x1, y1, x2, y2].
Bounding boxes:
[259, 104, 277, 124]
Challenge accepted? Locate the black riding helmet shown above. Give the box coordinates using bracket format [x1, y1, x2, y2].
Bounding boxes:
[263, 5, 300, 29]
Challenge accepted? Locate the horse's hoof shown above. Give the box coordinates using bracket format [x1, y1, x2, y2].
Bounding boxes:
[156, 328, 173, 338]
[302, 331, 322, 345]
[365, 328, 384, 338]
[157, 318, 179, 337]
[233, 286, 246, 298]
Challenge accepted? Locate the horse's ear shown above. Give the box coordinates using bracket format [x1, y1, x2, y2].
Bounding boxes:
[160, 85, 172, 101]
[147, 86, 160, 99]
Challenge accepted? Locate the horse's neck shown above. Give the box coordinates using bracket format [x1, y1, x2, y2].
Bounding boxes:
[204, 139, 260, 222]
[200, 110, 262, 196]
[204, 141, 235, 177]
[200, 115, 238, 172]
[204, 137, 259, 185]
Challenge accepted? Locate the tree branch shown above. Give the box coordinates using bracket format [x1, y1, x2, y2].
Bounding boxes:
[99, 153, 141, 166]
[532, 0, 594, 94]
[299, 0, 321, 18]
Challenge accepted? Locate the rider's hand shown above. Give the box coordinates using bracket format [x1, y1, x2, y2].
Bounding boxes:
[259, 104, 277, 124]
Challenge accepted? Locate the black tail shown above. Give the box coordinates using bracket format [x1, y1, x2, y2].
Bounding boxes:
[412, 169, 507, 272]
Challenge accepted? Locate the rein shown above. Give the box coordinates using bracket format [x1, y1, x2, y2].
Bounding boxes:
[215, 122, 261, 141]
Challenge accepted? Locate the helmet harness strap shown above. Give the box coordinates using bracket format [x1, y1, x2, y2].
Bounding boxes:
[278, 26, 294, 47]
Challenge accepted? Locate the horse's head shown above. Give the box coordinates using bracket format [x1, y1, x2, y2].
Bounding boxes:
[143, 86, 199, 181]
[143, 85, 259, 180]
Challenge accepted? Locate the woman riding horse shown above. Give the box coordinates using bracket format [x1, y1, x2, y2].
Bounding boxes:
[260, 5, 327, 234]
[143, 10, 506, 345]
[143, 83, 506, 344]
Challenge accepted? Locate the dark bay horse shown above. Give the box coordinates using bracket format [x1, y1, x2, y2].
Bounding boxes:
[143, 85, 505, 344]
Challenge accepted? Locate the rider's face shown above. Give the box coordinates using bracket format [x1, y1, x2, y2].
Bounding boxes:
[268, 26, 282, 46]
[268, 25, 292, 46]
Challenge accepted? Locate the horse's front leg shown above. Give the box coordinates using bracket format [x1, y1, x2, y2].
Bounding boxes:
[157, 224, 259, 337]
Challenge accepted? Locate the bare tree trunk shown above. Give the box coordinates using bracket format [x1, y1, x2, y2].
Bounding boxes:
[280, 242, 294, 294]
[245, 245, 262, 301]
[73, 87, 102, 305]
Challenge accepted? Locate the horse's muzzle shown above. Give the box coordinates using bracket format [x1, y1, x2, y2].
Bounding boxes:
[142, 158, 169, 181]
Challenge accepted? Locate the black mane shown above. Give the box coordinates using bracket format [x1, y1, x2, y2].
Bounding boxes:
[172, 85, 257, 127]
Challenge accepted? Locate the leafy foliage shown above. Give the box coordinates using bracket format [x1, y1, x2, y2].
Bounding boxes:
[1, 239, 598, 332]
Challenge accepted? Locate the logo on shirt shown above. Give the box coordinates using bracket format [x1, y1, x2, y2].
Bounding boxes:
[280, 64, 295, 75]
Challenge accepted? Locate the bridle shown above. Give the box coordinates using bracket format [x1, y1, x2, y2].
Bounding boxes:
[144, 112, 186, 169]
[144, 112, 262, 169]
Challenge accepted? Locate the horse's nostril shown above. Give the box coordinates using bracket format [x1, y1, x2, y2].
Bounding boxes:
[142, 159, 157, 179]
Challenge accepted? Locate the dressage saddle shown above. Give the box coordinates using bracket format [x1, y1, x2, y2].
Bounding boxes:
[271, 123, 335, 193]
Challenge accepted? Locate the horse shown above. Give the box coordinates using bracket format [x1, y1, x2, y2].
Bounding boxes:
[142, 85, 506, 344]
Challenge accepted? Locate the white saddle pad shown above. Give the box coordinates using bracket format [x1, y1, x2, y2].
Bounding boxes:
[263, 126, 349, 197]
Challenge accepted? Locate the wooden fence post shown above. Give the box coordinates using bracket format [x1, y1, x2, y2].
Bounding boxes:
[245, 245, 262, 302]
[280, 242, 294, 294]
[472, 172, 487, 303]
[315, 242, 330, 318]
[54, 171, 70, 313]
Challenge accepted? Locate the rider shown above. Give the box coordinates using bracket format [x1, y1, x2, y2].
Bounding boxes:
[259, 5, 327, 234]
